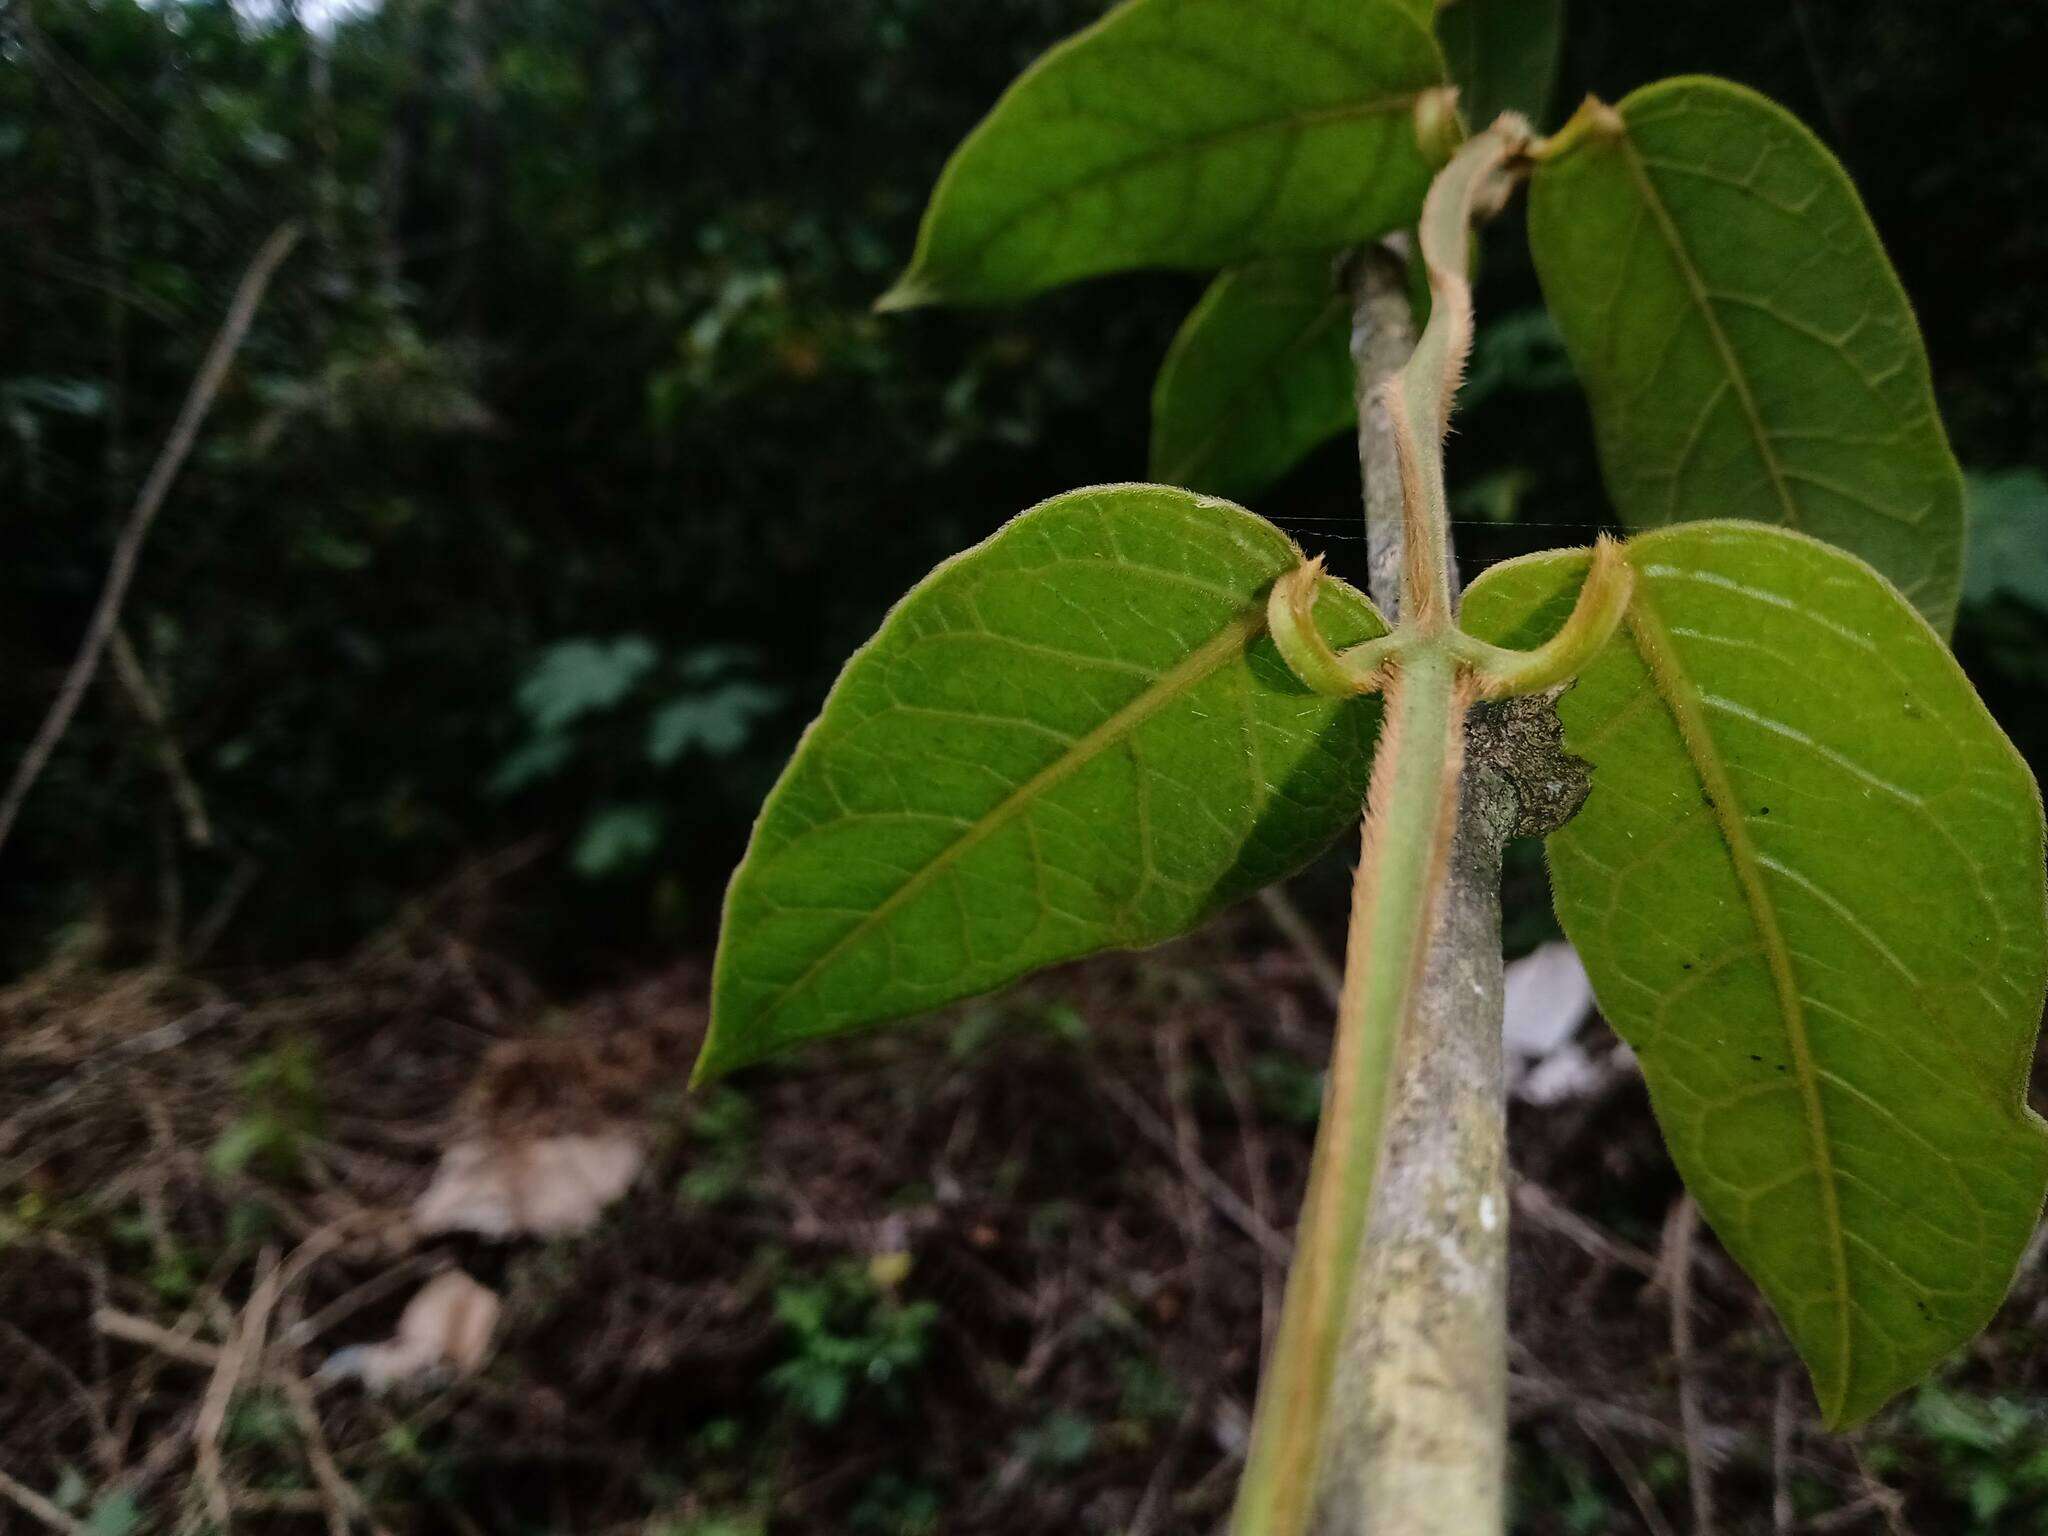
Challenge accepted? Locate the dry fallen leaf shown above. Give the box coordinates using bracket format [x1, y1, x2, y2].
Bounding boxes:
[318, 1270, 500, 1392]
[1502, 940, 1594, 1061]
[412, 1130, 643, 1238]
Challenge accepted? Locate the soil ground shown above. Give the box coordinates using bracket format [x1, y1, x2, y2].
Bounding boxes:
[5, 864, 2046, 1535]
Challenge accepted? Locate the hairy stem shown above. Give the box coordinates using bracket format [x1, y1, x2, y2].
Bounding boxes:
[1232, 646, 1471, 1536]
[1235, 120, 1555, 1536]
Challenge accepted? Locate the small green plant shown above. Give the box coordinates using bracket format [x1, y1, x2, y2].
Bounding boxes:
[1908, 1385, 2048, 1528]
[676, 1086, 758, 1208]
[493, 637, 782, 877]
[849, 1473, 943, 1536]
[210, 1036, 325, 1182]
[43, 1467, 143, 1536]
[696, 0, 2048, 1529]
[1008, 1409, 1098, 1472]
[767, 1262, 939, 1426]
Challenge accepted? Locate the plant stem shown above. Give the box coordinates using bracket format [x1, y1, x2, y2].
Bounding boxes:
[1348, 243, 1417, 620]
[1232, 643, 1471, 1536]
[1236, 123, 1567, 1534]
[1316, 690, 1516, 1533]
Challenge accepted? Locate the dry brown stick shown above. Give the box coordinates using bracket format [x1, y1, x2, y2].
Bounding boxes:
[280, 1360, 388, 1536]
[0, 222, 300, 857]
[1092, 1071, 1290, 1264]
[1127, 1393, 1210, 1536]
[0, 1469, 91, 1536]
[190, 1218, 368, 1530]
[1576, 1411, 1681, 1536]
[1848, 1442, 1915, 1536]
[283, 1253, 440, 1349]
[1513, 1174, 1661, 1277]
[107, 625, 213, 847]
[1156, 1021, 1215, 1265]
[94, 1306, 227, 1369]
[1773, 1368, 1797, 1535]
[0, 1318, 117, 1469]
[1206, 1013, 1285, 1348]
[196, 1245, 285, 1529]
[1664, 1195, 1718, 1536]
[1254, 886, 1343, 1010]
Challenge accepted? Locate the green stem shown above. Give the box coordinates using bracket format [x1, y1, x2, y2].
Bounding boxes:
[1231, 119, 1540, 1536]
[1230, 641, 1469, 1536]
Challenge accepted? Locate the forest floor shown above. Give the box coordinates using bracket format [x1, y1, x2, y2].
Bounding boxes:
[5, 858, 2047, 1536]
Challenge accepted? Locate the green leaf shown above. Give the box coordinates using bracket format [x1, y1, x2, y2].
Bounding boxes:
[1149, 255, 1354, 501]
[1462, 521, 2048, 1427]
[877, 0, 1448, 309]
[1963, 468, 2048, 613]
[700, 485, 1385, 1080]
[1435, 0, 1564, 130]
[84, 1493, 143, 1536]
[1528, 77, 1966, 632]
[646, 681, 784, 763]
[516, 637, 658, 731]
[574, 803, 666, 877]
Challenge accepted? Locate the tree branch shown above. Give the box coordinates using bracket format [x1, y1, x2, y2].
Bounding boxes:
[1312, 157, 1584, 1531]
[1346, 242, 1416, 622]
[0, 223, 300, 859]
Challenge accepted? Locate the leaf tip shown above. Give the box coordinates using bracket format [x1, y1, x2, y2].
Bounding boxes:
[1532, 93, 1624, 162]
[687, 1036, 730, 1090]
[873, 275, 937, 315]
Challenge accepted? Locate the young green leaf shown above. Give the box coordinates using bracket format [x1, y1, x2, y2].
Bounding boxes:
[877, 0, 1449, 310]
[1149, 256, 1354, 502]
[699, 486, 1386, 1081]
[1435, 0, 1564, 130]
[1528, 78, 1965, 632]
[1462, 521, 2048, 1427]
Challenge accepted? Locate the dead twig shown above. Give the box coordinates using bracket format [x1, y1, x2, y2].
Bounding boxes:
[1769, 1367, 1797, 1534]
[1575, 1411, 1680, 1536]
[93, 1307, 226, 1369]
[1206, 1013, 1284, 1347]
[0, 1318, 117, 1470]
[1255, 885, 1342, 1009]
[1663, 1196, 1717, 1536]
[1092, 1071, 1290, 1265]
[195, 1245, 284, 1528]
[107, 625, 212, 847]
[0, 222, 300, 857]
[0, 1470, 91, 1536]
[1513, 1175, 1661, 1278]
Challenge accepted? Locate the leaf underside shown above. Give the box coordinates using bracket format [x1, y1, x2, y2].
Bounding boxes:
[1150, 255, 1355, 502]
[1528, 76, 1965, 633]
[699, 485, 1385, 1081]
[879, 0, 1446, 308]
[1436, 0, 1564, 130]
[1463, 522, 2048, 1426]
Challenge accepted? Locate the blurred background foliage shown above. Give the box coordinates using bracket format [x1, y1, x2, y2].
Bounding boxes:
[4, 0, 2046, 980]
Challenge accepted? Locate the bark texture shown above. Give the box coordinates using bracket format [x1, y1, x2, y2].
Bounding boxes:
[1311, 253, 1587, 1535]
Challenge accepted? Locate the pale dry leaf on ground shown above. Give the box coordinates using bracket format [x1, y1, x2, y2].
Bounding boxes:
[1503, 939, 1593, 1058]
[1502, 940, 1612, 1105]
[412, 1129, 644, 1238]
[318, 1269, 501, 1392]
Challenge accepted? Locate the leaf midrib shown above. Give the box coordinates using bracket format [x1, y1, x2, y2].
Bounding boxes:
[736, 606, 1270, 1037]
[1624, 577, 1854, 1422]
[1609, 120, 1803, 532]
